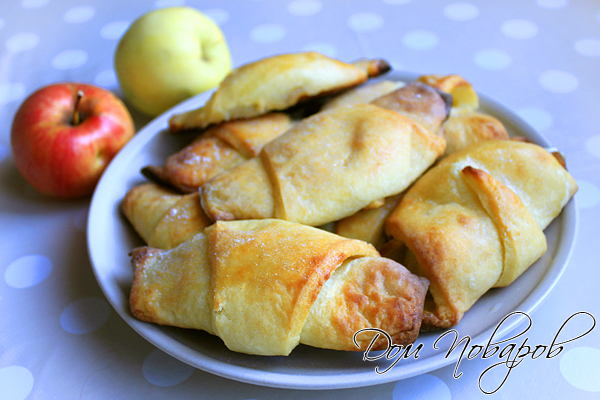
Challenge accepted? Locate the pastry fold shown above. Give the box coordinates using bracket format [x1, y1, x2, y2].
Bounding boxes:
[143, 112, 293, 192]
[384, 140, 577, 329]
[201, 103, 446, 226]
[441, 109, 509, 156]
[121, 183, 211, 249]
[324, 75, 506, 251]
[321, 80, 404, 111]
[371, 82, 451, 134]
[169, 52, 390, 131]
[421, 74, 508, 156]
[334, 193, 404, 249]
[130, 219, 429, 355]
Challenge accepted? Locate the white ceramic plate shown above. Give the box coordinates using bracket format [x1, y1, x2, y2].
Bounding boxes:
[88, 71, 577, 390]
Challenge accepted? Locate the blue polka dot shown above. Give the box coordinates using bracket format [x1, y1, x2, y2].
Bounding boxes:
[249, 24, 286, 43]
[5, 33, 39, 53]
[21, 0, 49, 9]
[538, 70, 578, 93]
[100, 21, 130, 40]
[575, 180, 600, 209]
[444, 3, 479, 21]
[537, 0, 568, 9]
[403, 30, 439, 50]
[474, 49, 511, 70]
[154, 0, 185, 7]
[0, 82, 26, 105]
[574, 38, 600, 57]
[288, 0, 322, 16]
[586, 135, 600, 160]
[60, 297, 111, 334]
[143, 349, 194, 387]
[63, 6, 95, 23]
[560, 347, 600, 391]
[52, 49, 88, 70]
[94, 69, 117, 88]
[501, 19, 538, 39]
[4, 255, 52, 289]
[347, 12, 384, 32]
[0, 366, 34, 400]
[393, 374, 451, 400]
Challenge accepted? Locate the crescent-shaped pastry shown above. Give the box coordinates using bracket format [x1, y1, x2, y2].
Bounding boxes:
[201, 103, 446, 226]
[142, 112, 293, 192]
[325, 74, 505, 156]
[371, 82, 451, 134]
[418, 74, 508, 156]
[321, 79, 405, 111]
[130, 219, 429, 355]
[441, 109, 509, 156]
[322, 75, 506, 254]
[121, 183, 211, 249]
[384, 140, 577, 329]
[169, 52, 391, 131]
[417, 74, 479, 109]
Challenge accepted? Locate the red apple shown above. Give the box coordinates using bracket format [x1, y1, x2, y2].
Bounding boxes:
[11, 83, 135, 198]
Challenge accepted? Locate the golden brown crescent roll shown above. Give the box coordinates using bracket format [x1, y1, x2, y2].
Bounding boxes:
[417, 73, 508, 156]
[441, 109, 509, 156]
[417, 74, 479, 109]
[130, 219, 429, 355]
[371, 81, 451, 134]
[324, 75, 497, 155]
[385, 140, 577, 329]
[142, 112, 293, 192]
[321, 75, 502, 252]
[169, 52, 391, 131]
[201, 103, 446, 226]
[321, 80, 404, 110]
[121, 183, 211, 249]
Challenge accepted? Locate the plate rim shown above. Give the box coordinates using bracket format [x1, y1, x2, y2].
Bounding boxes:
[87, 70, 578, 390]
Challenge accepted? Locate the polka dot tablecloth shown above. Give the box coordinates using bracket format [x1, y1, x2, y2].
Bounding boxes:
[1, 1, 600, 399]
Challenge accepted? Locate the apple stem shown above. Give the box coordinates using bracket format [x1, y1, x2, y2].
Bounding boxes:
[73, 90, 84, 125]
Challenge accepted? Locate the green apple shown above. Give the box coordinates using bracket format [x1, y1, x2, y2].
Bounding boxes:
[115, 7, 232, 116]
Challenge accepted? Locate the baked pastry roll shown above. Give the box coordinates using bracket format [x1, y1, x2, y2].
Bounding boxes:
[417, 74, 508, 156]
[201, 103, 446, 226]
[441, 108, 509, 156]
[142, 112, 293, 192]
[331, 76, 503, 247]
[321, 80, 404, 110]
[122, 183, 211, 249]
[385, 140, 577, 329]
[324, 75, 501, 155]
[169, 52, 391, 131]
[334, 193, 404, 249]
[417, 74, 479, 109]
[371, 82, 451, 134]
[323, 80, 451, 138]
[130, 219, 429, 355]
[292, 81, 450, 241]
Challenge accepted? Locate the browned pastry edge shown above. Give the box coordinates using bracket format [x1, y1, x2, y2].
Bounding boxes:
[129, 246, 163, 323]
[352, 58, 392, 78]
[140, 165, 192, 193]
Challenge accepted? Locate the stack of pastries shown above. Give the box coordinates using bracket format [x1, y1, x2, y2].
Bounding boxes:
[121, 52, 577, 356]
